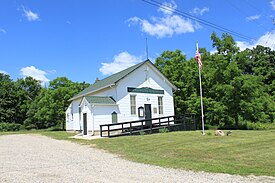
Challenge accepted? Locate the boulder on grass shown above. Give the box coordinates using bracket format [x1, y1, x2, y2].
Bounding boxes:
[215, 130, 225, 136]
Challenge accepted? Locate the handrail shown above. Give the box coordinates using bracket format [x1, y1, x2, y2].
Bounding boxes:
[100, 114, 196, 137]
[101, 115, 175, 127]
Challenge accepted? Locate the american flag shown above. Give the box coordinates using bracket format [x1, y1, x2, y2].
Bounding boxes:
[195, 43, 202, 70]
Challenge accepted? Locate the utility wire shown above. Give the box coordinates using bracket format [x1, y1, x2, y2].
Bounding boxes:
[142, 0, 255, 41]
[241, 0, 275, 48]
[225, 0, 269, 32]
[244, 0, 271, 19]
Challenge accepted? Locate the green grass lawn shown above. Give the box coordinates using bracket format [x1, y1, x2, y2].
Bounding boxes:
[1, 130, 274, 176]
[92, 130, 275, 176]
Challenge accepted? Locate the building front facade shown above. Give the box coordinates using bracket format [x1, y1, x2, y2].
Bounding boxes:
[66, 60, 176, 135]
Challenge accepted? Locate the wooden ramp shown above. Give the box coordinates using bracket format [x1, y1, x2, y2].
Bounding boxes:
[100, 114, 197, 137]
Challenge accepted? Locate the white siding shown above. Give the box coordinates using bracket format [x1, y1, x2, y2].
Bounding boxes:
[80, 99, 93, 134]
[115, 63, 174, 123]
[93, 105, 119, 131]
[66, 62, 175, 133]
[66, 99, 81, 131]
[65, 107, 73, 130]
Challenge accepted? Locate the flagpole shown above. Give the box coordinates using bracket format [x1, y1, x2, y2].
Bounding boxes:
[196, 42, 205, 135]
[198, 64, 205, 135]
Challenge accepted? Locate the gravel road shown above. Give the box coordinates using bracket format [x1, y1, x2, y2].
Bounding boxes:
[0, 134, 274, 183]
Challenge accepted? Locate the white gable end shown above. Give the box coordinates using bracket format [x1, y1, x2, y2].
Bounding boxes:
[115, 62, 174, 122]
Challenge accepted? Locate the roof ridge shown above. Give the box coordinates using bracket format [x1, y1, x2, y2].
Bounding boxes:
[100, 60, 146, 81]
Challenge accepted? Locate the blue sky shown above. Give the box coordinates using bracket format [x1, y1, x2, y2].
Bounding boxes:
[0, 0, 274, 85]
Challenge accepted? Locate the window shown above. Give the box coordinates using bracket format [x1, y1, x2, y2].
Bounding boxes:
[138, 106, 144, 117]
[78, 106, 81, 120]
[71, 103, 74, 121]
[130, 95, 136, 115]
[158, 96, 163, 114]
[66, 113, 70, 122]
[153, 107, 157, 114]
[112, 111, 118, 123]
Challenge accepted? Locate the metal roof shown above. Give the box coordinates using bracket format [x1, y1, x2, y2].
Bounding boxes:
[70, 60, 177, 101]
[84, 96, 116, 105]
[70, 60, 147, 101]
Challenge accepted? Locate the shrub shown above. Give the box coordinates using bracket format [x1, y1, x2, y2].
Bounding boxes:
[243, 122, 275, 130]
[219, 121, 275, 130]
[217, 125, 238, 130]
[159, 128, 169, 133]
[205, 124, 218, 130]
[47, 126, 64, 131]
[139, 131, 146, 135]
[0, 122, 21, 132]
[239, 121, 275, 130]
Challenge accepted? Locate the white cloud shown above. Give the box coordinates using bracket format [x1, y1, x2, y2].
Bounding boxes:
[246, 15, 261, 21]
[210, 49, 218, 55]
[99, 52, 142, 75]
[191, 7, 209, 16]
[271, 0, 275, 10]
[0, 28, 6, 34]
[236, 30, 275, 51]
[128, 1, 199, 38]
[22, 6, 39, 21]
[20, 66, 49, 84]
[158, 0, 177, 15]
[0, 70, 8, 75]
[48, 69, 57, 74]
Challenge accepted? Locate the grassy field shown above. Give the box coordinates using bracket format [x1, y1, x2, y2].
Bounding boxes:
[1, 130, 274, 176]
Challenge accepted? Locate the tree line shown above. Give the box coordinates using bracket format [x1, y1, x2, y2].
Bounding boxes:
[155, 33, 274, 129]
[0, 32, 274, 131]
[0, 75, 89, 131]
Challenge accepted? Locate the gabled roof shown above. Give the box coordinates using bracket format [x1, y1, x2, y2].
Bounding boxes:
[85, 96, 116, 105]
[70, 59, 176, 101]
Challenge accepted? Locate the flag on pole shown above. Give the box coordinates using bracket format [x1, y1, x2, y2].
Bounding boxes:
[195, 41, 205, 135]
[195, 43, 202, 70]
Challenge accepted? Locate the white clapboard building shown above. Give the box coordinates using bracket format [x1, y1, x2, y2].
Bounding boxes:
[66, 60, 177, 135]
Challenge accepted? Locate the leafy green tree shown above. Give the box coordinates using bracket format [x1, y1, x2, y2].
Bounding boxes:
[244, 46, 274, 95]
[202, 53, 231, 125]
[155, 32, 274, 129]
[25, 77, 89, 129]
[211, 32, 239, 59]
[14, 77, 42, 124]
[0, 73, 17, 123]
[24, 88, 53, 129]
[155, 50, 198, 114]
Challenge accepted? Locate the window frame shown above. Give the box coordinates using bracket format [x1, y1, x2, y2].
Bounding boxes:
[70, 103, 74, 121]
[158, 96, 163, 115]
[112, 111, 118, 124]
[130, 95, 137, 115]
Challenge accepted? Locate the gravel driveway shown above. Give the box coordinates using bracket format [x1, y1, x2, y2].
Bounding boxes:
[0, 134, 274, 183]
